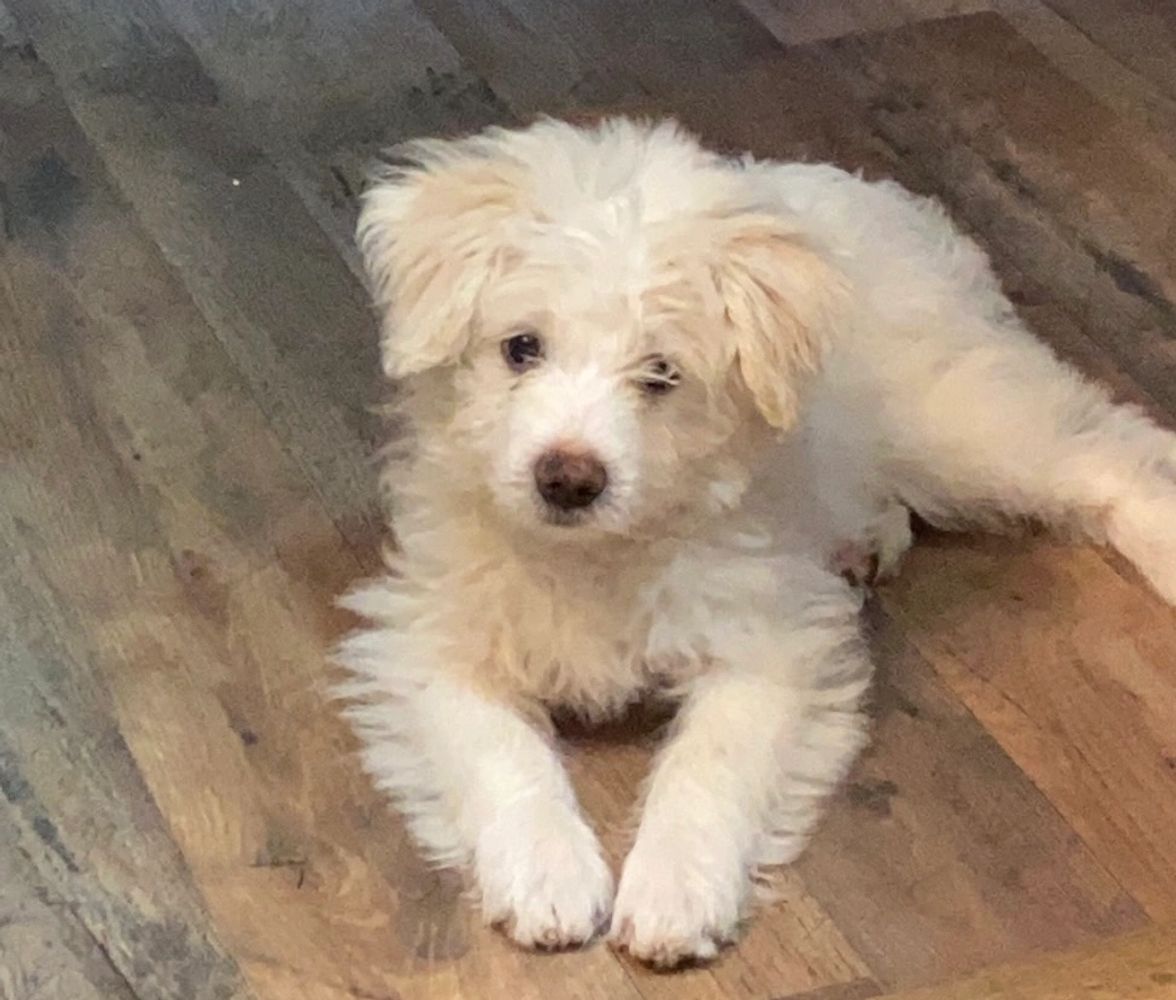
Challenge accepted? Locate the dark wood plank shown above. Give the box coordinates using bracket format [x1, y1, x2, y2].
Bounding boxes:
[987, 0, 1176, 164]
[5, 0, 391, 554]
[814, 13, 1176, 421]
[412, 0, 644, 115]
[739, 0, 990, 45]
[779, 980, 883, 1000]
[154, 0, 515, 268]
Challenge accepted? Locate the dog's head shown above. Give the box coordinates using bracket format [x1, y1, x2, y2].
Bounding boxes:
[359, 118, 844, 541]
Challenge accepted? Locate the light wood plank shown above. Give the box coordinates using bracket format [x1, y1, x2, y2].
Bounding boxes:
[874, 921, 1176, 1000]
[885, 535, 1176, 922]
[796, 606, 1144, 988]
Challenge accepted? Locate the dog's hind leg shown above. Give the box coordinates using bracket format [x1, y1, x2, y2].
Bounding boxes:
[870, 319, 1176, 604]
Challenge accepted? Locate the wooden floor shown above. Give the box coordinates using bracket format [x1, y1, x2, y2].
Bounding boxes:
[3, 1, 1176, 997]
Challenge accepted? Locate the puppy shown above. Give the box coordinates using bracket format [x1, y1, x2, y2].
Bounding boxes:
[337, 118, 1176, 967]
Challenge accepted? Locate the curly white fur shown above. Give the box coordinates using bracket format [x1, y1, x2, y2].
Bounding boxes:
[336, 118, 1176, 967]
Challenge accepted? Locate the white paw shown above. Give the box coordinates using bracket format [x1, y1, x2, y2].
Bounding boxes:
[873, 502, 914, 579]
[830, 539, 879, 588]
[609, 838, 744, 968]
[475, 805, 614, 950]
[831, 503, 913, 587]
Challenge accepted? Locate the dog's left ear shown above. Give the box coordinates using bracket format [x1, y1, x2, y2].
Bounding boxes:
[357, 139, 524, 378]
[712, 217, 846, 429]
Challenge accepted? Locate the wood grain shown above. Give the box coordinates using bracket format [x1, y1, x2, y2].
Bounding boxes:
[0, 819, 140, 1000]
[873, 921, 1176, 1000]
[884, 535, 1176, 922]
[1039, 0, 1176, 103]
[795, 605, 1144, 987]
[0, 20, 253, 999]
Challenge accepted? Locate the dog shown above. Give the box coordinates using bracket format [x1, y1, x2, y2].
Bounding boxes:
[336, 117, 1176, 968]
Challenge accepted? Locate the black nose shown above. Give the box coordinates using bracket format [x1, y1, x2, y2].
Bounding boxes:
[534, 449, 608, 511]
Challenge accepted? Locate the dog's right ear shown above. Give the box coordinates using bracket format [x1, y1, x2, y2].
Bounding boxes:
[357, 140, 524, 378]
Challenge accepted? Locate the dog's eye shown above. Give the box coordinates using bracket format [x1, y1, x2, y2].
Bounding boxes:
[502, 331, 544, 372]
[637, 357, 681, 396]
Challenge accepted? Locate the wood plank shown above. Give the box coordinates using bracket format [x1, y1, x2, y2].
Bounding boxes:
[811, 14, 1176, 420]
[0, 19, 254, 1000]
[5, 0, 390, 553]
[883, 534, 1176, 922]
[872, 921, 1176, 1000]
[846, 13, 1176, 327]
[0, 817, 141, 1000]
[801, 14, 1176, 923]
[413, 0, 644, 115]
[739, 0, 989, 45]
[1039, 0, 1176, 103]
[991, 0, 1176, 162]
[155, 0, 515, 271]
[795, 605, 1144, 988]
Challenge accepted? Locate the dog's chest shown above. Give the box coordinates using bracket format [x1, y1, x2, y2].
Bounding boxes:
[490, 563, 670, 717]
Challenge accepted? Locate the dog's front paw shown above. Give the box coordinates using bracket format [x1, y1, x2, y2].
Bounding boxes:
[609, 840, 744, 968]
[475, 805, 613, 950]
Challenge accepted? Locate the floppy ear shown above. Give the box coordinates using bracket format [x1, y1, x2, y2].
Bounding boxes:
[357, 139, 524, 378]
[712, 216, 846, 429]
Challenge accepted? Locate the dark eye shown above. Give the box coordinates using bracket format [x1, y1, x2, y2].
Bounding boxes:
[502, 331, 544, 372]
[637, 357, 681, 396]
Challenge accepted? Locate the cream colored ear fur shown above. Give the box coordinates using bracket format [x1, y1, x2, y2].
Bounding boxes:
[711, 216, 845, 429]
[357, 141, 524, 377]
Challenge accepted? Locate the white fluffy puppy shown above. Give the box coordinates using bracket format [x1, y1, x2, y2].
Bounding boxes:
[337, 118, 1176, 967]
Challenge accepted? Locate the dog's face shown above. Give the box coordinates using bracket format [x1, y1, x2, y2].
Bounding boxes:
[359, 120, 843, 541]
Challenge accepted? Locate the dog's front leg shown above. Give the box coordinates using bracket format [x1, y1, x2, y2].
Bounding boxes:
[360, 668, 614, 948]
[610, 607, 869, 967]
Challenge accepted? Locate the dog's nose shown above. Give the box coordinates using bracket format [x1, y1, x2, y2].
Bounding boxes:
[534, 449, 608, 511]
